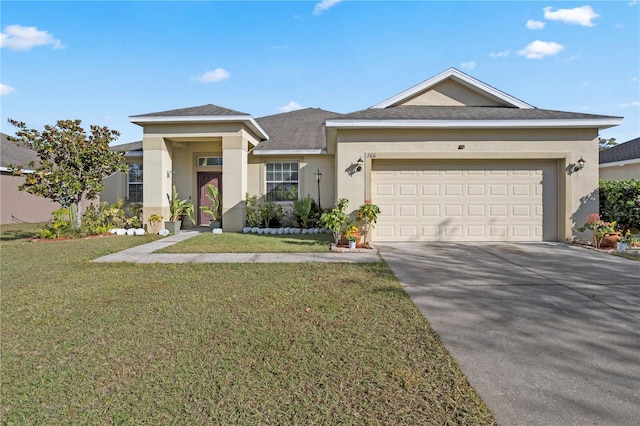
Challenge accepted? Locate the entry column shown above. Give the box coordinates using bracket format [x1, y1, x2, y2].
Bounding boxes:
[221, 134, 248, 231]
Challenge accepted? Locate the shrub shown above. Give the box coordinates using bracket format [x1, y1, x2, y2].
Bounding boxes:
[293, 196, 323, 229]
[321, 198, 349, 244]
[246, 193, 261, 227]
[599, 179, 640, 233]
[259, 201, 283, 228]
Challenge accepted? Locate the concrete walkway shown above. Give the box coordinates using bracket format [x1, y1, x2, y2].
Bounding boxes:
[92, 230, 381, 263]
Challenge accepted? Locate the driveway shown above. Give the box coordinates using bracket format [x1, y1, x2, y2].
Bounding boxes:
[377, 242, 640, 426]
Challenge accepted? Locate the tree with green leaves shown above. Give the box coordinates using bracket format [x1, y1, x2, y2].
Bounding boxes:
[7, 119, 127, 228]
[598, 137, 618, 151]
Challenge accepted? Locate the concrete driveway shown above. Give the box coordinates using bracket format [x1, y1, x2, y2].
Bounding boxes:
[377, 242, 639, 426]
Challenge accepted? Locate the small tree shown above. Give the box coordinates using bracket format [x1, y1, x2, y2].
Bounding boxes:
[599, 137, 618, 151]
[7, 119, 127, 228]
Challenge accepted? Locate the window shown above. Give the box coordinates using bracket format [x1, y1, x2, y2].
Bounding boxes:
[266, 162, 299, 201]
[197, 157, 223, 166]
[127, 163, 143, 203]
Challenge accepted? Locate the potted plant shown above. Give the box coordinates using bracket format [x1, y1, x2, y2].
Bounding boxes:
[617, 229, 632, 252]
[165, 185, 195, 234]
[147, 213, 163, 234]
[357, 199, 381, 244]
[345, 223, 360, 249]
[199, 184, 222, 229]
[578, 213, 617, 249]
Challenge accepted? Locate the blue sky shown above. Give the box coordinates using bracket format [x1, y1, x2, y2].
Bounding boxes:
[1, 1, 638, 145]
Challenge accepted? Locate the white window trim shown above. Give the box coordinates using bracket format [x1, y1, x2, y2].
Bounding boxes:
[127, 162, 143, 203]
[265, 161, 300, 202]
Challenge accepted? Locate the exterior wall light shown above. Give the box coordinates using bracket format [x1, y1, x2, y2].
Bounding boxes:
[574, 157, 585, 173]
[356, 157, 364, 172]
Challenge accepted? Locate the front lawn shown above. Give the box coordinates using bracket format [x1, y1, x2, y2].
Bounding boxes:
[1, 226, 495, 424]
[158, 231, 334, 253]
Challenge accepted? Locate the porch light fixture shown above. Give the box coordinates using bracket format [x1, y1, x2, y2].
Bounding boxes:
[356, 157, 364, 172]
[167, 170, 173, 178]
[314, 168, 322, 208]
[574, 157, 585, 173]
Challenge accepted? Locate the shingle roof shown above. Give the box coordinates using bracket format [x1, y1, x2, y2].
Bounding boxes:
[255, 108, 343, 151]
[336, 105, 619, 121]
[109, 141, 142, 152]
[1, 132, 40, 169]
[130, 104, 249, 118]
[599, 137, 640, 164]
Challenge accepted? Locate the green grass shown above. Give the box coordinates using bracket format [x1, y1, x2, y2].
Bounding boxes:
[158, 231, 334, 253]
[0, 222, 44, 241]
[611, 250, 640, 261]
[1, 226, 495, 425]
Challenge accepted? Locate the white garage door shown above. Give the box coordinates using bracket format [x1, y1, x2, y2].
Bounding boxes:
[372, 160, 558, 242]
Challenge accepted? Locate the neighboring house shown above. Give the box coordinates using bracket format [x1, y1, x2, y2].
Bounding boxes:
[0, 132, 59, 224]
[106, 68, 622, 242]
[599, 137, 640, 181]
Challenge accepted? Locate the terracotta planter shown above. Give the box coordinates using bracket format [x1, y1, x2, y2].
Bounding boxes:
[599, 233, 620, 249]
[341, 229, 362, 246]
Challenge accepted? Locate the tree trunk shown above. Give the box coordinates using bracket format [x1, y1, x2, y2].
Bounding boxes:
[74, 201, 82, 228]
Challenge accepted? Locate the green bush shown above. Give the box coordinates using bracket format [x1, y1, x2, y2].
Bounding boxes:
[599, 179, 640, 233]
[34, 200, 143, 239]
[293, 195, 323, 229]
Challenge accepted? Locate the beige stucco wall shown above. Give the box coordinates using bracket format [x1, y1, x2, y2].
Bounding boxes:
[333, 127, 600, 242]
[599, 163, 640, 181]
[247, 154, 335, 209]
[401, 80, 504, 107]
[101, 171, 126, 205]
[1, 173, 60, 224]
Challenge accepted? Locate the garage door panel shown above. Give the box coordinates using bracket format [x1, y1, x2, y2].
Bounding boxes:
[372, 160, 558, 242]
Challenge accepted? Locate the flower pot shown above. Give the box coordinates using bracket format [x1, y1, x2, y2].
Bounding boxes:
[209, 220, 221, 230]
[617, 242, 628, 252]
[164, 221, 181, 234]
[600, 233, 620, 249]
[349, 240, 356, 249]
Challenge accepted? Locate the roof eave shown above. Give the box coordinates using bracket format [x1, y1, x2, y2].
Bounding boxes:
[599, 158, 640, 168]
[325, 118, 623, 130]
[128, 114, 270, 140]
[253, 149, 327, 156]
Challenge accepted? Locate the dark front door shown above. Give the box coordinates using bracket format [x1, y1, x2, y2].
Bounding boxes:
[198, 172, 222, 226]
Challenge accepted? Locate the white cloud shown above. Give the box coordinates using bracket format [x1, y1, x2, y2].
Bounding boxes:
[490, 50, 510, 58]
[619, 101, 639, 108]
[1, 24, 63, 51]
[629, 0, 638, 6]
[279, 101, 303, 112]
[632, 76, 638, 82]
[526, 19, 546, 30]
[517, 40, 565, 59]
[272, 44, 291, 49]
[313, 0, 342, 15]
[460, 61, 476, 71]
[0, 83, 15, 95]
[543, 6, 600, 27]
[195, 68, 230, 83]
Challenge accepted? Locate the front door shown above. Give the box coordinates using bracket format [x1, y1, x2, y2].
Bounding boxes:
[198, 172, 222, 226]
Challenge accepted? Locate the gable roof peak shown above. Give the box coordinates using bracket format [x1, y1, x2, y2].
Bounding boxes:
[371, 67, 534, 110]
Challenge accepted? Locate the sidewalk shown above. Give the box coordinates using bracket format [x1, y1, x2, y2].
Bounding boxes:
[92, 230, 381, 263]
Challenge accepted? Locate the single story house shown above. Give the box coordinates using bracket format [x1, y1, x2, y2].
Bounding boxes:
[599, 137, 640, 181]
[105, 68, 622, 242]
[1, 132, 59, 225]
